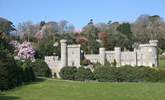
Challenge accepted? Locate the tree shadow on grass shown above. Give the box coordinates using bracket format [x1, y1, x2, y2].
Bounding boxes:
[0, 77, 48, 93]
[23, 77, 47, 85]
[35, 77, 47, 82]
[0, 94, 20, 100]
[0, 77, 48, 100]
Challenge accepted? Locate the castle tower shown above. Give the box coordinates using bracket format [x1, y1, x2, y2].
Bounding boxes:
[99, 48, 105, 65]
[149, 40, 158, 67]
[114, 47, 121, 67]
[67, 45, 81, 67]
[60, 39, 67, 67]
[139, 40, 158, 67]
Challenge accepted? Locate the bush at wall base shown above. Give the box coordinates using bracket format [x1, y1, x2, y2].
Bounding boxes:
[59, 66, 94, 81]
[94, 65, 165, 82]
[31, 59, 52, 77]
[59, 66, 77, 80]
[75, 67, 94, 81]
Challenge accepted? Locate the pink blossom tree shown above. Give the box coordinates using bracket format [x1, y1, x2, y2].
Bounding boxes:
[17, 41, 35, 60]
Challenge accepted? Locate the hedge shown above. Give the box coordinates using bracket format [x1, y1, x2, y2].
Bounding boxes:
[94, 65, 165, 82]
[59, 66, 77, 80]
[59, 66, 94, 81]
[21, 61, 36, 82]
[31, 59, 51, 77]
[0, 51, 36, 91]
[0, 35, 36, 91]
[58, 65, 165, 83]
[75, 67, 94, 81]
[0, 58, 36, 91]
[0, 50, 20, 90]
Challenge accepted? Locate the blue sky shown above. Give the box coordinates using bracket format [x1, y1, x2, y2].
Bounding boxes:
[0, 0, 165, 29]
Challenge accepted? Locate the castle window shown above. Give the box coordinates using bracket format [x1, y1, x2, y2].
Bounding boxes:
[152, 64, 155, 67]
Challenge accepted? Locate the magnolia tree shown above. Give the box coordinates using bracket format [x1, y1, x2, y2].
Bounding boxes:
[16, 41, 35, 61]
[10, 40, 35, 61]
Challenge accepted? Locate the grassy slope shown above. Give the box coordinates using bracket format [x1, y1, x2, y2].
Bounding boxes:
[1, 78, 165, 100]
[0, 59, 164, 100]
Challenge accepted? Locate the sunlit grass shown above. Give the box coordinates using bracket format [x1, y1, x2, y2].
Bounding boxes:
[1, 78, 165, 100]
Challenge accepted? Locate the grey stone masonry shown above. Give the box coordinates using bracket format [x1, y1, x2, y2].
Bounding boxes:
[45, 39, 158, 78]
[60, 39, 67, 67]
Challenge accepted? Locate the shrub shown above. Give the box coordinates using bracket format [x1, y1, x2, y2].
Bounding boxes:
[0, 35, 36, 91]
[94, 66, 119, 82]
[59, 65, 165, 83]
[75, 67, 94, 81]
[157, 69, 165, 82]
[0, 50, 20, 91]
[59, 67, 77, 80]
[117, 65, 135, 82]
[21, 61, 36, 82]
[132, 66, 161, 82]
[31, 59, 51, 77]
[94, 65, 165, 82]
[141, 67, 158, 82]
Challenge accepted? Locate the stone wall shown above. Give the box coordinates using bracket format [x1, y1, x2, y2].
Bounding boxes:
[121, 51, 136, 66]
[44, 40, 81, 78]
[67, 44, 81, 67]
[44, 39, 158, 78]
[105, 51, 115, 63]
[44, 56, 61, 78]
[84, 54, 100, 63]
[85, 40, 158, 67]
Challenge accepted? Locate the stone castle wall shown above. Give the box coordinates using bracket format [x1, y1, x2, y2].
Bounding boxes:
[83, 40, 158, 67]
[45, 39, 158, 78]
[44, 56, 61, 78]
[67, 44, 81, 67]
[45, 39, 81, 78]
[84, 54, 100, 63]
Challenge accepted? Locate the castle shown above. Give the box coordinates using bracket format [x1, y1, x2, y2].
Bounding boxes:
[45, 39, 158, 78]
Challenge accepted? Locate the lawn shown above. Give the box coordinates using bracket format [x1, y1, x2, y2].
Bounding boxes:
[0, 59, 165, 100]
[1, 78, 165, 100]
[159, 59, 165, 69]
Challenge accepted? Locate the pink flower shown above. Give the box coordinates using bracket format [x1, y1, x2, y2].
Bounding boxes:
[17, 41, 35, 60]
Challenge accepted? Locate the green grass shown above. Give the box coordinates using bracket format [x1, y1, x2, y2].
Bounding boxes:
[159, 59, 165, 69]
[0, 59, 165, 100]
[1, 78, 165, 100]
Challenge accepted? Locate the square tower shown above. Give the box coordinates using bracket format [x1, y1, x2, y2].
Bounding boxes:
[67, 45, 81, 67]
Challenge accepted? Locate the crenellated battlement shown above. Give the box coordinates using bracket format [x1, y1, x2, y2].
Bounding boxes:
[45, 39, 158, 78]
